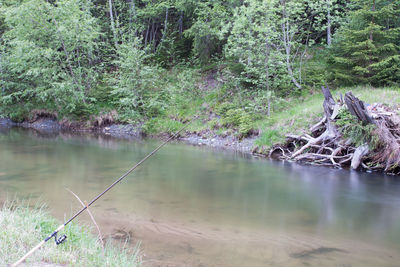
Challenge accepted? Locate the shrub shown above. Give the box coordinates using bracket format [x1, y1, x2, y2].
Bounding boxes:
[335, 109, 380, 149]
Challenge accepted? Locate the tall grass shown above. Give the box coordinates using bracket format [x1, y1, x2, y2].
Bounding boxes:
[0, 200, 141, 266]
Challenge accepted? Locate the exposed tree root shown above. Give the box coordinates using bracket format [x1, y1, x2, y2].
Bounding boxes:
[271, 86, 400, 175]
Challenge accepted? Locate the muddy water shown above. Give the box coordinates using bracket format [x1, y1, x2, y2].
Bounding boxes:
[1, 127, 400, 266]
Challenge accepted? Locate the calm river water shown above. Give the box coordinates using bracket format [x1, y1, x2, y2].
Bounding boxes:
[1, 127, 400, 266]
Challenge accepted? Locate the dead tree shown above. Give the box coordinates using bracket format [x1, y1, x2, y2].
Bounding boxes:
[269, 86, 400, 174]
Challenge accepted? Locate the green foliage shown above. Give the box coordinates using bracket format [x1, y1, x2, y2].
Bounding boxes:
[255, 129, 282, 147]
[335, 109, 379, 149]
[208, 118, 220, 129]
[215, 102, 235, 116]
[184, 1, 240, 62]
[1, 104, 28, 122]
[0, 201, 141, 266]
[111, 36, 163, 123]
[142, 117, 183, 135]
[238, 112, 253, 137]
[0, 0, 101, 118]
[0, 0, 398, 139]
[301, 47, 330, 90]
[222, 109, 243, 127]
[329, 0, 400, 86]
[224, 0, 332, 93]
[215, 102, 254, 137]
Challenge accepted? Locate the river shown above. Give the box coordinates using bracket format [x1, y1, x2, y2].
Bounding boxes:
[1, 127, 400, 266]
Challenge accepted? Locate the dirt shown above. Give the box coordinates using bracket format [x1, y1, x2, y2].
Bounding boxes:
[21, 118, 61, 132]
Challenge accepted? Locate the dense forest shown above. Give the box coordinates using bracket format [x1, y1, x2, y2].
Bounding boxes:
[0, 0, 399, 135]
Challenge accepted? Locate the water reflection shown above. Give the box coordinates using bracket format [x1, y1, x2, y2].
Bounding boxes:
[1, 127, 400, 266]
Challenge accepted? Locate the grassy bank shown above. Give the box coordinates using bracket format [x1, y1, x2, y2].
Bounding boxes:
[144, 81, 400, 153]
[1, 64, 399, 155]
[253, 86, 400, 152]
[0, 201, 141, 266]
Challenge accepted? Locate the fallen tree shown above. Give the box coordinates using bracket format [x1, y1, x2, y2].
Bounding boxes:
[270, 86, 400, 174]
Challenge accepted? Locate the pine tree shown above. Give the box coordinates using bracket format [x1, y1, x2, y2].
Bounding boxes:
[330, 0, 400, 86]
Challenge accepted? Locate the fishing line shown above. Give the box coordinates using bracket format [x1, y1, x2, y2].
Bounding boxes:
[11, 121, 190, 267]
[12, 91, 228, 266]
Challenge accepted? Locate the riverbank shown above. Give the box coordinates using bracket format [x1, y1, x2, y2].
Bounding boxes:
[2, 86, 400, 170]
[0, 116, 257, 154]
[1, 133, 400, 267]
[0, 201, 141, 266]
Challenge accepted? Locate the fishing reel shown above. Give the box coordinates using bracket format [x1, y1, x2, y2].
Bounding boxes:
[54, 232, 67, 245]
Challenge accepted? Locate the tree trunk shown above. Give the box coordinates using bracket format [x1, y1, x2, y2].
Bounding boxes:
[280, 0, 302, 90]
[152, 23, 159, 51]
[144, 19, 151, 47]
[344, 92, 374, 124]
[370, 0, 376, 41]
[178, 11, 184, 36]
[108, 0, 118, 47]
[160, 7, 169, 44]
[265, 39, 271, 116]
[149, 21, 155, 44]
[351, 144, 369, 169]
[129, 0, 136, 34]
[327, 6, 332, 46]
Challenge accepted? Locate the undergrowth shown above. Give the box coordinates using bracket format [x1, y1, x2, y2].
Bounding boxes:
[335, 109, 380, 150]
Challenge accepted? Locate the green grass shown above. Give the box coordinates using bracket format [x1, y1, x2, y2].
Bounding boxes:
[254, 86, 400, 149]
[0, 200, 141, 267]
[143, 117, 184, 135]
[143, 80, 400, 151]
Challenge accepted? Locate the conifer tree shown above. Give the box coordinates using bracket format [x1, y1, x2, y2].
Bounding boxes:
[330, 0, 400, 86]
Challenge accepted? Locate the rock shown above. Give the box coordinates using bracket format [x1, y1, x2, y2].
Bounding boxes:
[0, 118, 14, 127]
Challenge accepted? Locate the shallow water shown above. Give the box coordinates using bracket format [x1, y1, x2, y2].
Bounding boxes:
[1, 127, 400, 266]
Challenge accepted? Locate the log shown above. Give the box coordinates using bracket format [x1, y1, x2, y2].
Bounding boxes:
[322, 85, 336, 117]
[344, 92, 374, 124]
[351, 144, 369, 169]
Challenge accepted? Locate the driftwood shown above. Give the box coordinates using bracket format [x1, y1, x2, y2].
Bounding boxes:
[344, 92, 374, 124]
[271, 86, 400, 174]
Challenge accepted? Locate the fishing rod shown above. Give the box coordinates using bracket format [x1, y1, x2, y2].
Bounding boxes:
[12, 118, 194, 266]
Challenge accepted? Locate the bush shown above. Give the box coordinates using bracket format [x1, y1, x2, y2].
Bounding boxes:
[217, 104, 254, 137]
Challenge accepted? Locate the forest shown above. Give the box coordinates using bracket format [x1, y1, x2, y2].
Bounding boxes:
[0, 0, 399, 137]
